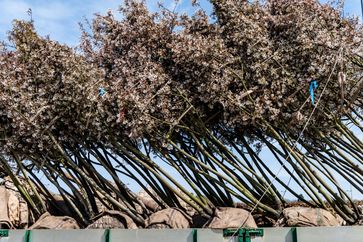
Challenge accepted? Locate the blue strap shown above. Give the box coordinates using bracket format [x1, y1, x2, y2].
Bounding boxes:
[99, 87, 106, 97]
[309, 80, 318, 105]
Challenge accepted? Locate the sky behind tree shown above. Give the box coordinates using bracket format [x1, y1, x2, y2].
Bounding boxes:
[0, 0, 361, 46]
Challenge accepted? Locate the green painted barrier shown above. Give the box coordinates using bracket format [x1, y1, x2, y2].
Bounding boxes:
[223, 228, 264, 242]
[291, 227, 297, 242]
[0, 230, 9, 238]
[25, 230, 32, 242]
[104, 229, 110, 242]
[192, 229, 197, 242]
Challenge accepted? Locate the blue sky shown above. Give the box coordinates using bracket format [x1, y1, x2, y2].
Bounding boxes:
[0, 0, 361, 46]
[0, 0, 213, 46]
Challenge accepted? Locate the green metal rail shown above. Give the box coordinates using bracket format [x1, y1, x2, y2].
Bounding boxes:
[0, 228, 277, 242]
[0, 230, 9, 238]
[223, 228, 264, 242]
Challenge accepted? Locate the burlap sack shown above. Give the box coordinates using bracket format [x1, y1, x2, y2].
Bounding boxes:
[29, 212, 79, 229]
[282, 207, 344, 226]
[7, 190, 19, 227]
[357, 205, 363, 225]
[47, 194, 73, 217]
[87, 210, 137, 229]
[19, 200, 28, 228]
[137, 188, 196, 216]
[204, 207, 257, 229]
[137, 189, 161, 212]
[145, 208, 190, 229]
[0, 186, 11, 228]
[3, 177, 29, 228]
